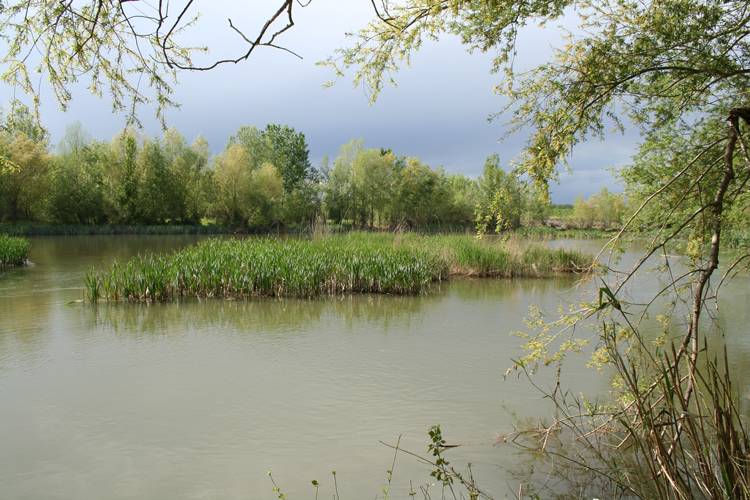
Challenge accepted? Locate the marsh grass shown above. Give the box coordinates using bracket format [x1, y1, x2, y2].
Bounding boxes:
[0, 235, 30, 268]
[85, 233, 590, 302]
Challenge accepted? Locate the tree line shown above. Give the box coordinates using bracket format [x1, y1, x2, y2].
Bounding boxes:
[0, 104, 627, 232]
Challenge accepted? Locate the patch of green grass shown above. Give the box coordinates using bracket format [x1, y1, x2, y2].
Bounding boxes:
[0, 235, 30, 267]
[85, 233, 591, 303]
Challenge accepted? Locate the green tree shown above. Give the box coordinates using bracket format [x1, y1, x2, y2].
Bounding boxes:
[136, 140, 174, 224]
[0, 132, 49, 222]
[227, 126, 272, 171]
[48, 124, 108, 224]
[227, 124, 314, 193]
[162, 129, 211, 224]
[324, 139, 363, 225]
[0, 106, 50, 222]
[522, 185, 550, 227]
[474, 155, 524, 235]
[109, 131, 140, 224]
[2, 101, 48, 144]
[263, 124, 315, 192]
[212, 143, 286, 229]
[351, 148, 395, 227]
[392, 158, 449, 228]
[247, 162, 284, 228]
[444, 174, 478, 227]
[212, 144, 253, 227]
[282, 181, 321, 229]
[572, 188, 626, 229]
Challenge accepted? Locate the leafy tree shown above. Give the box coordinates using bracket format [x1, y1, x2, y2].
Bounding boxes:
[5, 0, 750, 494]
[263, 124, 315, 191]
[324, 139, 363, 225]
[137, 140, 174, 224]
[351, 148, 395, 227]
[212, 143, 286, 229]
[109, 130, 140, 224]
[213, 144, 254, 228]
[324, 141, 476, 229]
[474, 155, 524, 235]
[522, 185, 550, 226]
[0, 131, 49, 222]
[444, 174, 478, 227]
[227, 124, 315, 193]
[162, 129, 211, 224]
[2, 102, 48, 144]
[227, 126, 272, 172]
[392, 158, 450, 228]
[0, 107, 50, 222]
[572, 188, 626, 229]
[282, 181, 321, 229]
[247, 163, 284, 228]
[48, 125, 108, 224]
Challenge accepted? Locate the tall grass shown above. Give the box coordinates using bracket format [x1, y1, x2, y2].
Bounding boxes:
[0, 235, 30, 267]
[85, 233, 590, 302]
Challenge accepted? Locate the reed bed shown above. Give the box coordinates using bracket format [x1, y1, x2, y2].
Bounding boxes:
[85, 234, 590, 302]
[0, 235, 30, 267]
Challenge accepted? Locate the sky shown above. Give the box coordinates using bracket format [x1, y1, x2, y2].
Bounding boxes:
[0, 0, 639, 203]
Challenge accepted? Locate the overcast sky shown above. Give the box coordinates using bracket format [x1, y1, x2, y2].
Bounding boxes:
[0, 0, 638, 203]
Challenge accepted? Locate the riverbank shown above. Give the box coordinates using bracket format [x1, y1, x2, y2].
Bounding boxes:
[0, 235, 29, 268]
[84, 233, 591, 302]
[0, 221, 619, 237]
[0, 223, 231, 236]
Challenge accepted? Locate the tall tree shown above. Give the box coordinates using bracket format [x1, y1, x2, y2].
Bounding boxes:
[262, 124, 315, 192]
[474, 154, 524, 235]
[110, 131, 140, 224]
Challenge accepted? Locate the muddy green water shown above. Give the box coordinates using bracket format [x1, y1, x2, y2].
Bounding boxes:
[1, 236, 749, 499]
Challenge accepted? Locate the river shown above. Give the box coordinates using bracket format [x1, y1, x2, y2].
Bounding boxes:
[1, 236, 748, 499]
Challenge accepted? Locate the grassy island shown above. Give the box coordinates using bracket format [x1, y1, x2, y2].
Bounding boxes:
[0, 235, 30, 268]
[84, 233, 591, 303]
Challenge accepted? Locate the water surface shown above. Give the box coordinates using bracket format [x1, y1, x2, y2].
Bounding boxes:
[1, 236, 748, 499]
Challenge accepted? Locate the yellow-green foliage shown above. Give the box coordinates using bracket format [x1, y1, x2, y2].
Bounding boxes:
[0, 234, 30, 267]
[572, 188, 627, 229]
[85, 233, 590, 302]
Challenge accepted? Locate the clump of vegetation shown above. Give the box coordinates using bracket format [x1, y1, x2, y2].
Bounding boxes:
[543, 188, 628, 231]
[85, 233, 590, 302]
[0, 234, 30, 267]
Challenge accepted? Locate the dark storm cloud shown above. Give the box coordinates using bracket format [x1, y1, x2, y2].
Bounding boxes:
[0, 1, 633, 203]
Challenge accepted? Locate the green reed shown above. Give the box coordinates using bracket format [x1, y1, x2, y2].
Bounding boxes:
[85, 233, 590, 302]
[0, 235, 30, 268]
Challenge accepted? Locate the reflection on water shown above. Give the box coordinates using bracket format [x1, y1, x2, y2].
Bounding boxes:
[0, 235, 748, 499]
